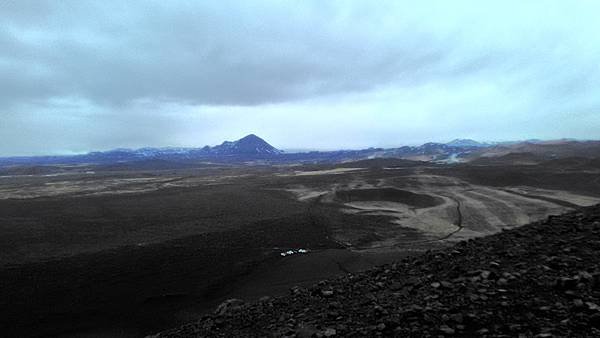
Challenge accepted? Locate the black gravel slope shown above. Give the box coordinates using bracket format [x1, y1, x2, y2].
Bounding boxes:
[154, 205, 600, 337]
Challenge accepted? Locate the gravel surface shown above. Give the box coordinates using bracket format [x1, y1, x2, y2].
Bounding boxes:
[153, 204, 600, 337]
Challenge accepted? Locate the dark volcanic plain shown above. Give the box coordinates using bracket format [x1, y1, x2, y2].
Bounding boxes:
[1, 158, 599, 337]
[157, 205, 600, 337]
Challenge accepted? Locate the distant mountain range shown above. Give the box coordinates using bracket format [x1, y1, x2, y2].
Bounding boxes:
[1, 134, 599, 170]
[0, 134, 283, 167]
[446, 139, 489, 148]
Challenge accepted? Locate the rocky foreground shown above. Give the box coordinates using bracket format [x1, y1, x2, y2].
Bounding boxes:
[154, 205, 600, 337]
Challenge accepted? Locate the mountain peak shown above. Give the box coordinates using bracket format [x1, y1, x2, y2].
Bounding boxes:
[446, 139, 486, 147]
[212, 134, 281, 155]
[235, 134, 268, 144]
[241, 133, 260, 139]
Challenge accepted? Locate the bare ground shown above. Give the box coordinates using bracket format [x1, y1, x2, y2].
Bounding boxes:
[1, 161, 599, 336]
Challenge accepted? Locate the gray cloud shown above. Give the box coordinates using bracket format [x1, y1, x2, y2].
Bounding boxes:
[1, 0, 600, 155]
[0, 1, 477, 107]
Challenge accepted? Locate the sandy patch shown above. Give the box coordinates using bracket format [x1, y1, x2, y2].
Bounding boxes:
[505, 186, 600, 207]
[285, 187, 330, 201]
[298, 173, 599, 249]
[278, 168, 365, 177]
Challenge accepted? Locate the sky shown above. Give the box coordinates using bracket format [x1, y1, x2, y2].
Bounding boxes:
[2, 0, 600, 156]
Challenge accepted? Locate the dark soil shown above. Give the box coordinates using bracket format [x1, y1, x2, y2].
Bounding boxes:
[0, 169, 431, 337]
[334, 188, 443, 208]
[156, 204, 600, 337]
[429, 165, 600, 197]
[2, 162, 598, 337]
[0, 212, 341, 337]
[0, 182, 309, 265]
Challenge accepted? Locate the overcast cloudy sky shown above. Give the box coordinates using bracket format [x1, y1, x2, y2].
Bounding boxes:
[2, 0, 600, 156]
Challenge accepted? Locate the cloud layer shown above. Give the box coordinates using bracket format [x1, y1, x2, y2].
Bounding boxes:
[2, 0, 600, 155]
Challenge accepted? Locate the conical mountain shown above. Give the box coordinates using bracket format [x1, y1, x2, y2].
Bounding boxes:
[211, 134, 281, 155]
